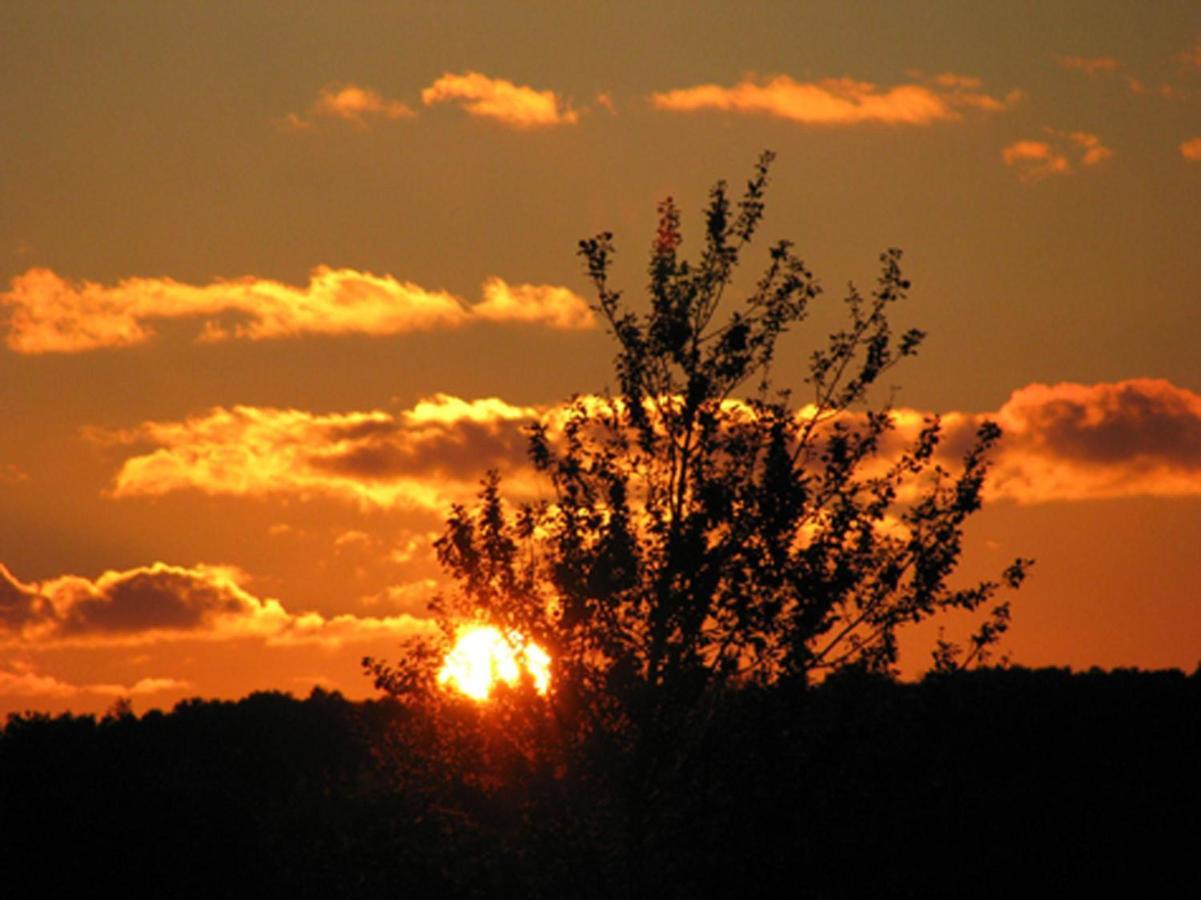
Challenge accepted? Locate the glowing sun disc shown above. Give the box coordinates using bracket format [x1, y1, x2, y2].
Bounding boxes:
[438, 625, 550, 701]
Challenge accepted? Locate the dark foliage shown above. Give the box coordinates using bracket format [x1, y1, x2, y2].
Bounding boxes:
[2, 671, 1200, 896]
[363, 153, 1032, 887]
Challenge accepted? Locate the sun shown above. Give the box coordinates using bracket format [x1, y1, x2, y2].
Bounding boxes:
[437, 624, 550, 701]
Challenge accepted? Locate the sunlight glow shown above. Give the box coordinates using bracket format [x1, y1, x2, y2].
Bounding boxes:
[438, 625, 550, 701]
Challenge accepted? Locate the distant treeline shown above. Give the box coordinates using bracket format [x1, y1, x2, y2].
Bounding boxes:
[2, 667, 1199, 897]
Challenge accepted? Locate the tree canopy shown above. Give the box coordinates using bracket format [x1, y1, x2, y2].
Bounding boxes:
[369, 150, 1026, 699]
[364, 152, 1029, 887]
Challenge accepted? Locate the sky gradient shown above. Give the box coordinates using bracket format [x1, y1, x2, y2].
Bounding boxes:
[3, 1, 1200, 714]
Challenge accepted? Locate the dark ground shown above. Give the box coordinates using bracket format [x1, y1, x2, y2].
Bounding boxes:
[2, 667, 1198, 898]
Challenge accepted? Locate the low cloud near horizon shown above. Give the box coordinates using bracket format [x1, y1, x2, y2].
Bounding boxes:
[0, 560, 434, 650]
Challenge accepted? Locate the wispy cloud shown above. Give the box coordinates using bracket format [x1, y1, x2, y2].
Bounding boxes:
[1002, 129, 1112, 181]
[278, 82, 414, 130]
[649, 72, 1017, 125]
[422, 71, 579, 127]
[0, 561, 433, 649]
[0, 660, 188, 699]
[1, 268, 593, 354]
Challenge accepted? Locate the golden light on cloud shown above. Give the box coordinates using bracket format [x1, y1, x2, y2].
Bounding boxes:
[0, 268, 593, 353]
[649, 73, 1015, 125]
[312, 83, 414, 122]
[88, 378, 1201, 516]
[422, 71, 579, 127]
[1180, 137, 1201, 161]
[279, 82, 414, 130]
[437, 624, 550, 701]
[0, 561, 435, 649]
[97, 394, 543, 511]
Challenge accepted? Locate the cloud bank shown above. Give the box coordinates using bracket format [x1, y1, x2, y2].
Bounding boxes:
[91, 380, 1201, 512]
[1, 268, 594, 353]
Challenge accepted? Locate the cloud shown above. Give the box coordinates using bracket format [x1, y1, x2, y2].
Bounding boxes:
[93, 379, 1201, 516]
[1002, 129, 1112, 181]
[879, 379, 1201, 504]
[1067, 131, 1113, 166]
[1181, 137, 1201, 161]
[1001, 140, 1071, 180]
[1056, 55, 1122, 76]
[474, 278, 596, 330]
[1, 267, 593, 354]
[0, 660, 189, 699]
[97, 394, 543, 511]
[983, 379, 1201, 502]
[278, 82, 415, 130]
[421, 71, 579, 127]
[648, 72, 1016, 125]
[0, 561, 434, 649]
[360, 578, 439, 614]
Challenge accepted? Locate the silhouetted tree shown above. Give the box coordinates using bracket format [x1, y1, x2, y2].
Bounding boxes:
[365, 152, 1030, 890]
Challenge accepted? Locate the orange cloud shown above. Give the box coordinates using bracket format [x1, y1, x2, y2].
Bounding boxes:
[474, 278, 596, 330]
[97, 395, 543, 511]
[874, 380, 1201, 504]
[984, 379, 1201, 503]
[0, 561, 434, 649]
[1001, 140, 1071, 180]
[1067, 131, 1113, 166]
[1056, 55, 1121, 76]
[278, 82, 415, 130]
[421, 71, 579, 127]
[0, 660, 188, 699]
[1, 268, 593, 353]
[93, 380, 1201, 516]
[1002, 129, 1112, 181]
[1180, 137, 1201, 161]
[649, 73, 1016, 125]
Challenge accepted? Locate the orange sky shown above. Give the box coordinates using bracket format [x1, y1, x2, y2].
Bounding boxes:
[2, 2, 1200, 714]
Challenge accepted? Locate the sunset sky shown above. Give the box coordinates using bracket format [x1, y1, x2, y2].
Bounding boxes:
[3, 1, 1200, 714]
